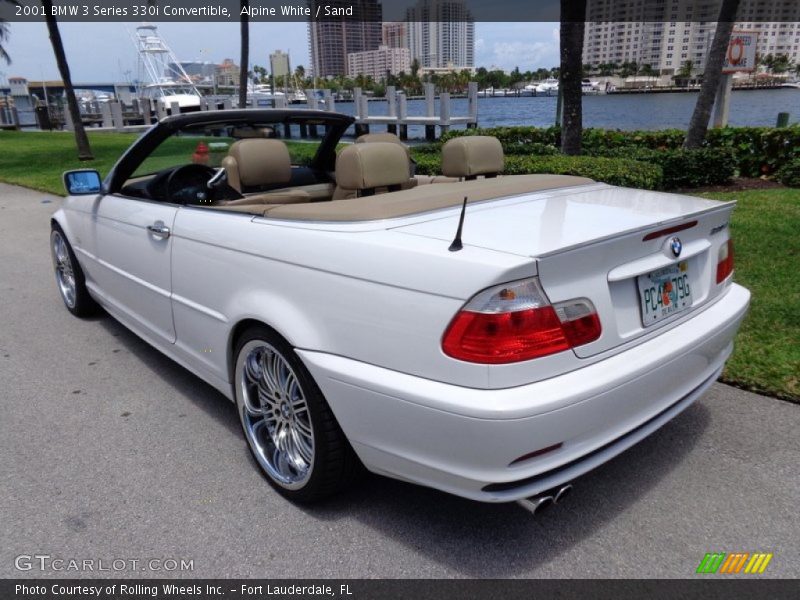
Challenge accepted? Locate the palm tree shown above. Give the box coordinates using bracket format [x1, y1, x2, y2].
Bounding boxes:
[677, 60, 694, 79]
[41, 0, 93, 160]
[238, 0, 249, 109]
[684, 0, 741, 149]
[0, 0, 19, 64]
[559, 0, 586, 155]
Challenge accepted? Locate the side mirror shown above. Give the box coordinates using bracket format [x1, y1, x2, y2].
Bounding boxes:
[63, 169, 102, 195]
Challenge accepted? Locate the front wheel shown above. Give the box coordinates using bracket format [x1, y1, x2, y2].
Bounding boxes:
[233, 326, 360, 502]
[50, 225, 99, 317]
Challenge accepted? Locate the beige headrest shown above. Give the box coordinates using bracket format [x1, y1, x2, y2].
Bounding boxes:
[356, 132, 410, 157]
[227, 139, 292, 188]
[336, 143, 410, 191]
[441, 136, 504, 178]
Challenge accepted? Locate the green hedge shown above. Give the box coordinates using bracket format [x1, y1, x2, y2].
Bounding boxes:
[588, 147, 736, 189]
[439, 125, 800, 179]
[411, 151, 663, 190]
[775, 159, 800, 188]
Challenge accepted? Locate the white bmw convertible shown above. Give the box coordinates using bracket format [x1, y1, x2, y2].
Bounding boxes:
[52, 110, 749, 509]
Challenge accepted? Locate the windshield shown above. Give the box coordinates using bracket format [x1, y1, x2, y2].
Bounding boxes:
[131, 123, 326, 179]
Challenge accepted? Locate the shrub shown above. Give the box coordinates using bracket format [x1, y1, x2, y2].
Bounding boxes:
[410, 150, 663, 190]
[504, 155, 663, 190]
[441, 125, 800, 180]
[775, 159, 800, 188]
[589, 147, 736, 189]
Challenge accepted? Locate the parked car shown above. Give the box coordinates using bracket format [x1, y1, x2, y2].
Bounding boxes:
[51, 110, 749, 508]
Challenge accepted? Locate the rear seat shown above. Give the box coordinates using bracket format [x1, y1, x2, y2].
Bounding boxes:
[355, 132, 456, 186]
[332, 142, 417, 200]
[441, 135, 505, 180]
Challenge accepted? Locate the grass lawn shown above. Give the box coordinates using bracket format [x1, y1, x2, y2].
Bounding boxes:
[699, 189, 799, 403]
[1, 130, 797, 402]
[0, 130, 322, 195]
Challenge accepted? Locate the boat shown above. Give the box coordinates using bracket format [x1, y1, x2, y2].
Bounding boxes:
[131, 23, 202, 111]
[582, 79, 602, 95]
[780, 81, 800, 89]
[535, 78, 559, 95]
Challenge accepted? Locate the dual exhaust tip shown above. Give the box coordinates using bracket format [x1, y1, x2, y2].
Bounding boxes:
[516, 483, 573, 516]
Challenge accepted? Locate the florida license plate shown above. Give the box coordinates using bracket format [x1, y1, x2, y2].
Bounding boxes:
[638, 261, 692, 326]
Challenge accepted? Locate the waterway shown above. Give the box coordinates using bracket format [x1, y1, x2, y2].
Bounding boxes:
[333, 88, 799, 136]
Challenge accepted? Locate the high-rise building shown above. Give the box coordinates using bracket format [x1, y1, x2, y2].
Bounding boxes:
[269, 50, 291, 79]
[583, 0, 800, 74]
[405, 0, 475, 69]
[308, 0, 382, 78]
[347, 45, 412, 80]
[382, 22, 408, 49]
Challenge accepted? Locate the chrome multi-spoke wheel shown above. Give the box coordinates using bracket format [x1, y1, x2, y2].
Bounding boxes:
[234, 327, 361, 501]
[51, 230, 77, 309]
[238, 340, 315, 489]
[50, 226, 97, 317]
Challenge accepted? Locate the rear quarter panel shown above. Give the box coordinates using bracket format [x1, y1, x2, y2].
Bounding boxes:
[169, 208, 537, 390]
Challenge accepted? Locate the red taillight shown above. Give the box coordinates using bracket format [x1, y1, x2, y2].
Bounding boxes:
[442, 278, 602, 364]
[716, 239, 734, 283]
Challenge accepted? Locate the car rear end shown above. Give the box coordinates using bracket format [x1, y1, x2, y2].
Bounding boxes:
[297, 184, 750, 502]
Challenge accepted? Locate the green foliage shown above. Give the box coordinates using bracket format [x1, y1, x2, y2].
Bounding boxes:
[411, 149, 663, 190]
[775, 159, 800, 188]
[589, 147, 736, 189]
[442, 125, 800, 183]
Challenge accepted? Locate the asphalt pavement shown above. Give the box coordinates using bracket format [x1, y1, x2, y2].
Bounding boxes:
[1, 182, 798, 579]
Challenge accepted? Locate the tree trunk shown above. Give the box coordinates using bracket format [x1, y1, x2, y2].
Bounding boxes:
[683, 0, 741, 149]
[239, 0, 249, 109]
[559, 0, 586, 156]
[41, 0, 92, 160]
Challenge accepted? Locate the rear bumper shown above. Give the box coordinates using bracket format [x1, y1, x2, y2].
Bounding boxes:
[299, 283, 750, 502]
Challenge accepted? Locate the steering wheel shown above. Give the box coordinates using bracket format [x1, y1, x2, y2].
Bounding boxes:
[164, 164, 220, 205]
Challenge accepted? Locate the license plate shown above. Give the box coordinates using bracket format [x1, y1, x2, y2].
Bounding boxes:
[638, 261, 692, 326]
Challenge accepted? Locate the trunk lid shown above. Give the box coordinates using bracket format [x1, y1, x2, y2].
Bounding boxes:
[392, 183, 736, 357]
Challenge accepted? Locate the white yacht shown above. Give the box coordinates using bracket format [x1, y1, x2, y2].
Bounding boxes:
[535, 78, 559, 95]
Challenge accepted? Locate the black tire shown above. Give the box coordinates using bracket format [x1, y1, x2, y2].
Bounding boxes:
[50, 223, 100, 318]
[233, 325, 361, 502]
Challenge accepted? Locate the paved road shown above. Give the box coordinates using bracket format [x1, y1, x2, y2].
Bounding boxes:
[1, 183, 798, 579]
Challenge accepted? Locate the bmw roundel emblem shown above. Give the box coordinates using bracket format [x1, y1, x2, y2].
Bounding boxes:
[670, 237, 682, 258]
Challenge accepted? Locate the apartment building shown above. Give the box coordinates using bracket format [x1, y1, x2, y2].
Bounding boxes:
[583, 0, 800, 74]
[405, 0, 475, 69]
[347, 45, 412, 80]
[307, 0, 382, 77]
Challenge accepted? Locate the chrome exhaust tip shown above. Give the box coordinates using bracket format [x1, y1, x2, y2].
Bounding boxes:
[516, 495, 554, 516]
[516, 483, 573, 516]
[554, 483, 572, 504]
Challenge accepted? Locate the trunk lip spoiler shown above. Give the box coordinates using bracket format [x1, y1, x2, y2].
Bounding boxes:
[529, 200, 736, 259]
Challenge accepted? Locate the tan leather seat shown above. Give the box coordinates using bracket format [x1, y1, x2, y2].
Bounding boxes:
[441, 136, 504, 180]
[222, 139, 310, 204]
[333, 142, 417, 200]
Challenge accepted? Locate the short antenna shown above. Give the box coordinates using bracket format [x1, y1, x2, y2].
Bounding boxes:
[448, 197, 468, 252]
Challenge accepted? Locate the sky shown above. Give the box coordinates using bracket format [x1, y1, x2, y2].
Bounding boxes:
[0, 21, 560, 83]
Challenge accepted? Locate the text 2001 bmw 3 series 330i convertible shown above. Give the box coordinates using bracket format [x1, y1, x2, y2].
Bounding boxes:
[51, 110, 749, 506]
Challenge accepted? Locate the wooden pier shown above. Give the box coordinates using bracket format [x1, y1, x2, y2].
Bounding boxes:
[60, 82, 479, 140]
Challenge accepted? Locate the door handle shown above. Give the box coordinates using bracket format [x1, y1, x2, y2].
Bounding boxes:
[147, 222, 171, 238]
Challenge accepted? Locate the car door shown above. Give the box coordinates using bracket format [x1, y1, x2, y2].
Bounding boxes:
[88, 194, 178, 344]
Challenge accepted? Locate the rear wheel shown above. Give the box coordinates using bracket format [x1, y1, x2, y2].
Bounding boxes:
[50, 225, 99, 317]
[233, 326, 360, 502]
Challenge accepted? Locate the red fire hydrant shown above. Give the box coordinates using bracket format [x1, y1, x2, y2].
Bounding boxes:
[192, 141, 210, 165]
